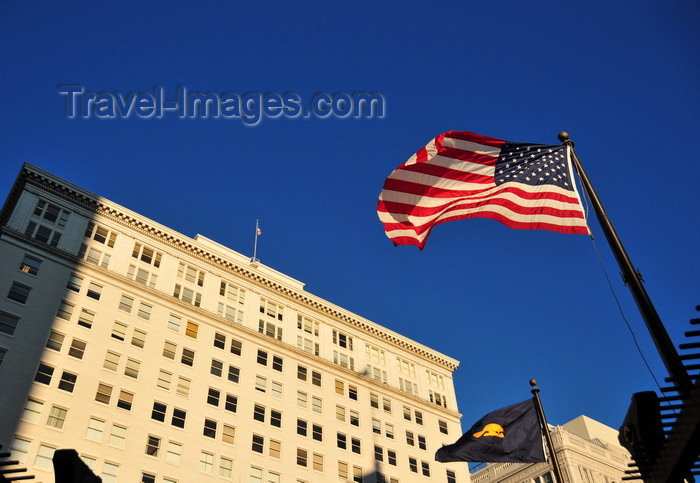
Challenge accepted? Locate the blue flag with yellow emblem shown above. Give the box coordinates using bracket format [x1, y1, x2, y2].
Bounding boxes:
[435, 398, 545, 463]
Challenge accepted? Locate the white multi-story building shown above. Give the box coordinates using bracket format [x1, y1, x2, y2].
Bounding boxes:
[470, 415, 631, 483]
[0, 163, 469, 482]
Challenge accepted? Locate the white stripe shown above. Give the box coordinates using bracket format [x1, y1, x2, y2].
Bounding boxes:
[441, 136, 502, 157]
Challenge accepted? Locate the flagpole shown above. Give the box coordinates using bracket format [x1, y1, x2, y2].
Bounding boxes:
[530, 380, 564, 483]
[252, 219, 260, 263]
[558, 132, 691, 395]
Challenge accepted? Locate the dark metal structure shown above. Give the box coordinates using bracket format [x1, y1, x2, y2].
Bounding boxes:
[560, 133, 699, 482]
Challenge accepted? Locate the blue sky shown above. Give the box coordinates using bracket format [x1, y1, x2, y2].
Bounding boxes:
[1, 1, 698, 436]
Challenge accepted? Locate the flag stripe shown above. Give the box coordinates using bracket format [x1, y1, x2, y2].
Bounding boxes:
[377, 131, 589, 249]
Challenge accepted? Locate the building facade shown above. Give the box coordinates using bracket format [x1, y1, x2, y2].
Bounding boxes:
[470, 416, 631, 483]
[0, 164, 469, 482]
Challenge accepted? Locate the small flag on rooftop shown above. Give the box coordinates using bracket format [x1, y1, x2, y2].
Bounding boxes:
[435, 398, 545, 463]
[377, 131, 589, 249]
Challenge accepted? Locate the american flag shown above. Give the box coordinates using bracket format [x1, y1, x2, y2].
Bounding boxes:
[377, 131, 589, 249]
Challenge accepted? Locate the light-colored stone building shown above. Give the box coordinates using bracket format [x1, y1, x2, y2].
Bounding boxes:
[470, 415, 631, 483]
[0, 163, 470, 483]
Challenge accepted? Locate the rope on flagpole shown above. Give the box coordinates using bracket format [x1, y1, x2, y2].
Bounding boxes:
[530, 379, 564, 483]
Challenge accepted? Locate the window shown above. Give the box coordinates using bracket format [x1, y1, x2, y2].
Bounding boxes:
[46, 330, 65, 351]
[223, 424, 235, 444]
[387, 450, 397, 466]
[214, 332, 225, 349]
[163, 340, 176, 359]
[86, 418, 106, 441]
[351, 437, 361, 454]
[34, 444, 56, 469]
[58, 371, 77, 392]
[353, 466, 363, 483]
[176, 376, 190, 396]
[200, 451, 214, 473]
[251, 467, 263, 483]
[257, 376, 276, 397]
[101, 462, 119, 483]
[225, 394, 238, 413]
[270, 409, 282, 428]
[78, 308, 95, 328]
[172, 408, 186, 428]
[430, 390, 447, 408]
[87, 282, 102, 300]
[219, 456, 234, 478]
[312, 396, 323, 413]
[272, 355, 283, 371]
[312, 424, 323, 441]
[230, 338, 242, 355]
[297, 391, 307, 407]
[145, 435, 161, 456]
[312, 370, 321, 387]
[415, 411, 423, 425]
[117, 390, 134, 410]
[252, 434, 264, 453]
[439, 419, 448, 434]
[335, 380, 344, 395]
[255, 375, 267, 392]
[297, 336, 319, 356]
[68, 339, 86, 359]
[203, 418, 217, 438]
[258, 320, 282, 340]
[297, 314, 319, 335]
[178, 262, 205, 286]
[220, 280, 246, 304]
[95, 382, 113, 404]
[257, 349, 268, 366]
[336, 405, 345, 422]
[297, 418, 307, 436]
[142, 473, 156, 483]
[185, 321, 198, 338]
[125, 359, 140, 378]
[403, 406, 412, 421]
[173, 284, 202, 307]
[109, 424, 127, 448]
[374, 445, 384, 462]
[131, 329, 147, 348]
[370, 393, 379, 409]
[218, 303, 244, 324]
[84, 222, 116, 246]
[26, 219, 62, 247]
[0, 311, 20, 335]
[137, 302, 152, 320]
[119, 295, 134, 313]
[386, 423, 394, 439]
[373, 418, 381, 434]
[297, 365, 307, 381]
[132, 242, 162, 266]
[313, 453, 323, 472]
[181, 347, 195, 366]
[406, 431, 415, 446]
[7, 282, 31, 304]
[337, 432, 347, 449]
[34, 362, 54, 385]
[211, 359, 223, 376]
[19, 255, 42, 275]
[260, 298, 283, 320]
[409, 457, 418, 473]
[10, 437, 31, 464]
[296, 448, 308, 467]
[349, 385, 358, 400]
[269, 439, 281, 458]
[21, 398, 43, 423]
[66, 274, 83, 292]
[207, 388, 221, 407]
[167, 314, 181, 332]
[421, 461, 431, 476]
[152, 402, 167, 422]
[418, 435, 427, 450]
[167, 441, 182, 464]
[111, 321, 128, 341]
[446, 469, 457, 483]
[338, 461, 349, 479]
[157, 370, 172, 390]
[332, 330, 354, 349]
[103, 351, 120, 371]
[228, 365, 240, 383]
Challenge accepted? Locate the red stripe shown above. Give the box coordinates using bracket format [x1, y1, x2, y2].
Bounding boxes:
[444, 131, 506, 148]
[395, 162, 494, 185]
[381, 178, 493, 199]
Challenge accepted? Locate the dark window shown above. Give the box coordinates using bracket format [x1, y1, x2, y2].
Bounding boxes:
[207, 388, 220, 406]
[272, 356, 283, 372]
[172, 408, 186, 428]
[34, 363, 54, 385]
[0, 311, 20, 335]
[203, 419, 217, 438]
[58, 371, 77, 392]
[230, 339, 242, 356]
[7, 282, 31, 304]
[214, 333, 225, 349]
[19, 255, 42, 275]
[254, 404, 266, 422]
[228, 365, 240, 383]
[151, 402, 167, 422]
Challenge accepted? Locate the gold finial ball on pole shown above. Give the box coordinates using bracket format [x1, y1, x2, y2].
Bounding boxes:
[558, 132, 570, 142]
[529, 379, 538, 387]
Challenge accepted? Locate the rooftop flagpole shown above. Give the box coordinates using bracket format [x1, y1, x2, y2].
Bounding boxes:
[559, 132, 691, 396]
[251, 220, 261, 263]
[530, 380, 564, 483]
